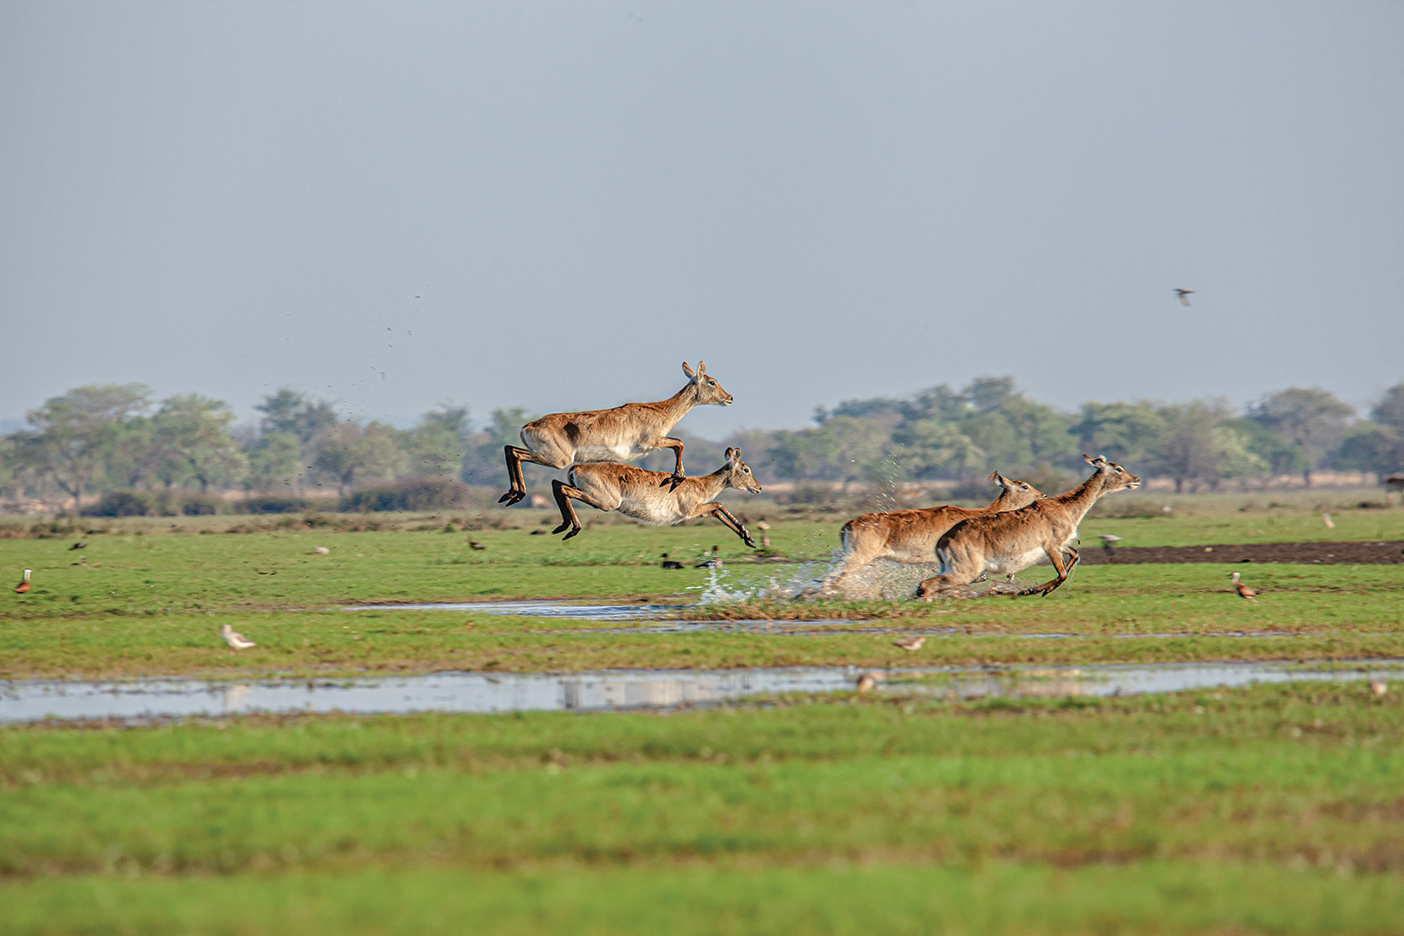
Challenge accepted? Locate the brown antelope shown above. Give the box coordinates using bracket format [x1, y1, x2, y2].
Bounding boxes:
[499, 361, 732, 505]
[916, 455, 1141, 599]
[818, 473, 1044, 596]
[551, 447, 762, 544]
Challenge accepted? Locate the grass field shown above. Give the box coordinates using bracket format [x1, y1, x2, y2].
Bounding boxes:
[2, 501, 1403, 932]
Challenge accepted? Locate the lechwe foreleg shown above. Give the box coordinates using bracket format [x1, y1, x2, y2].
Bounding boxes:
[1018, 544, 1081, 597]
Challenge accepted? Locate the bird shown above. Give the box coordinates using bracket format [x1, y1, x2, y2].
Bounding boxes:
[660, 553, 685, 570]
[856, 671, 886, 693]
[696, 545, 723, 569]
[14, 569, 31, 594]
[69, 541, 87, 551]
[220, 623, 256, 651]
[1369, 680, 1388, 698]
[1174, 288, 1195, 306]
[757, 518, 772, 549]
[893, 635, 926, 652]
[1099, 534, 1123, 556]
[313, 546, 330, 555]
[1230, 572, 1258, 604]
[468, 541, 486, 552]
[1321, 513, 1334, 529]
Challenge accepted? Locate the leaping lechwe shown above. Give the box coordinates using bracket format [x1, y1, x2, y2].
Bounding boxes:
[499, 361, 733, 506]
[916, 455, 1141, 600]
[551, 447, 762, 545]
[815, 473, 1044, 597]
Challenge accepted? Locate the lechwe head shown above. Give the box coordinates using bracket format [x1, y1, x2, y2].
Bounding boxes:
[720, 446, 762, 495]
[683, 361, 733, 407]
[988, 471, 1043, 506]
[1082, 454, 1141, 494]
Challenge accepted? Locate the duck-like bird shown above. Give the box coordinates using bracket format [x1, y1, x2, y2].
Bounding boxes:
[1230, 572, 1258, 604]
[15, 569, 31, 594]
[220, 623, 257, 651]
[893, 635, 926, 652]
[1175, 288, 1195, 306]
[69, 541, 87, 551]
[660, 553, 684, 570]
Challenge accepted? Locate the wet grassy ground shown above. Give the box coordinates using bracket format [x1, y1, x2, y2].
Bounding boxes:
[3, 507, 1403, 932]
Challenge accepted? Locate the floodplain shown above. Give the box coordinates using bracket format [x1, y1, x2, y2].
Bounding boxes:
[2, 499, 1403, 933]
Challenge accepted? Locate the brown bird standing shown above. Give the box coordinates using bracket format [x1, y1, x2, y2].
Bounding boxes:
[893, 635, 926, 652]
[14, 569, 31, 594]
[1230, 572, 1258, 604]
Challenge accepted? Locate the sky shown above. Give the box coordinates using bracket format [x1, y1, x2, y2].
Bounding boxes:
[2, 1, 1401, 440]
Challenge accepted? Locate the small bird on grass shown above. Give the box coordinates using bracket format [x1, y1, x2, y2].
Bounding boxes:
[696, 545, 722, 569]
[1175, 288, 1195, 306]
[856, 671, 886, 693]
[15, 569, 31, 594]
[69, 541, 87, 551]
[1230, 572, 1258, 604]
[313, 546, 330, 555]
[660, 553, 684, 570]
[1099, 534, 1123, 556]
[1370, 680, 1388, 698]
[893, 635, 926, 652]
[220, 623, 256, 651]
[469, 541, 487, 552]
[1321, 513, 1334, 529]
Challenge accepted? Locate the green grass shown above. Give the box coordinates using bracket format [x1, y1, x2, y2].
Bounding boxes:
[2, 683, 1402, 933]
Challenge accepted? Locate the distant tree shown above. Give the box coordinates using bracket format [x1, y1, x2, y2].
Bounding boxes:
[1249, 388, 1355, 487]
[1334, 422, 1402, 482]
[12, 384, 150, 511]
[891, 419, 984, 481]
[1369, 383, 1404, 435]
[404, 404, 471, 478]
[255, 388, 339, 445]
[310, 421, 408, 494]
[769, 427, 840, 481]
[247, 432, 304, 492]
[1072, 402, 1165, 467]
[152, 394, 248, 492]
[1152, 401, 1232, 493]
[823, 416, 890, 483]
[966, 376, 1018, 415]
[901, 384, 970, 424]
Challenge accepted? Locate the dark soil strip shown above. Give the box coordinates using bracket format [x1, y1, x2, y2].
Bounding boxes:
[1081, 540, 1404, 566]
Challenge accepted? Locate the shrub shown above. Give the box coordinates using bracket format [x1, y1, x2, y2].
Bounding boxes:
[181, 495, 224, 516]
[237, 495, 313, 514]
[86, 491, 157, 517]
[342, 477, 474, 512]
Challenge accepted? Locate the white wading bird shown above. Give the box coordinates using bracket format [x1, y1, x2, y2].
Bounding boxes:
[221, 623, 257, 651]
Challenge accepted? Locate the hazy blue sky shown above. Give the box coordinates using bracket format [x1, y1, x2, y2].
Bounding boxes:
[2, 1, 1401, 439]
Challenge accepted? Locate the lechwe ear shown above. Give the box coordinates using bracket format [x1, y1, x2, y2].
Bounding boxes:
[682, 362, 697, 380]
[1083, 454, 1107, 469]
[696, 360, 707, 376]
[990, 471, 1011, 488]
[725, 446, 740, 465]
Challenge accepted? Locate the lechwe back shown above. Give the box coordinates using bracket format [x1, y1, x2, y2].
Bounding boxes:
[499, 361, 732, 505]
[818, 473, 1044, 596]
[916, 455, 1140, 599]
[551, 447, 763, 544]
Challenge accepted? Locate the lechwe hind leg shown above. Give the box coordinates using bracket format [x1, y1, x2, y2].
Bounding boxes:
[500, 445, 543, 505]
[695, 503, 757, 547]
[822, 524, 890, 595]
[549, 479, 617, 540]
[915, 545, 986, 599]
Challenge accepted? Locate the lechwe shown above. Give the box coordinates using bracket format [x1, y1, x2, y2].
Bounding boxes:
[551, 447, 762, 544]
[817, 473, 1044, 596]
[499, 361, 732, 505]
[916, 455, 1140, 599]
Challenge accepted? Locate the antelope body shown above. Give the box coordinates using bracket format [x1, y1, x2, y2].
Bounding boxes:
[500, 361, 732, 505]
[916, 456, 1141, 599]
[819, 473, 1044, 596]
[552, 447, 762, 544]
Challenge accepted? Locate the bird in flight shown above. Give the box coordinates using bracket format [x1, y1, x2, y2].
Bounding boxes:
[1230, 572, 1258, 604]
[1175, 288, 1195, 306]
[893, 635, 926, 652]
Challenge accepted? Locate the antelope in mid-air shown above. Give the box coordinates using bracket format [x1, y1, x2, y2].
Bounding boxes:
[550, 447, 762, 545]
[499, 361, 733, 506]
[816, 472, 1044, 596]
[916, 455, 1141, 599]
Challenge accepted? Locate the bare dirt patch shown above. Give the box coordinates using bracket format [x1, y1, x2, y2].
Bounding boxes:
[1085, 540, 1404, 565]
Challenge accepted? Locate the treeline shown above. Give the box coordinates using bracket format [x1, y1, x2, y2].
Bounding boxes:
[1, 378, 1401, 513]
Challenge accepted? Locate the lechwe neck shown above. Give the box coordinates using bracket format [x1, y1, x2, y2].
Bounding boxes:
[1051, 470, 1112, 525]
[653, 381, 700, 430]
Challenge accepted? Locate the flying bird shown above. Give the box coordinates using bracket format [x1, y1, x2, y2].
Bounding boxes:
[893, 635, 926, 652]
[1175, 288, 1195, 306]
[1099, 534, 1123, 556]
[69, 541, 87, 551]
[14, 569, 31, 594]
[220, 623, 256, 651]
[1230, 572, 1258, 604]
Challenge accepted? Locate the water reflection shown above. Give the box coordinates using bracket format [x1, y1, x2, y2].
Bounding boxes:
[2, 660, 1398, 724]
